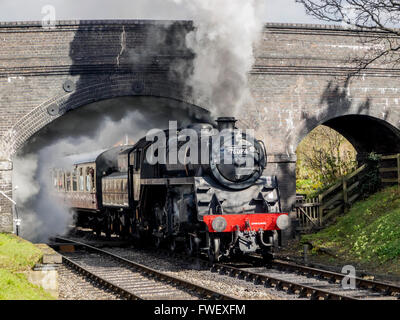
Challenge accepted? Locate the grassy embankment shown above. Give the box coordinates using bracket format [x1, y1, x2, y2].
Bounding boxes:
[301, 186, 400, 274]
[0, 233, 54, 300]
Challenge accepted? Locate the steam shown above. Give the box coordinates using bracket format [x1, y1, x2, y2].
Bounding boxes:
[13, 98, 207, 242]
[13, 153, 72, 242]
[172, 0, 264, 116]
[12, 111, 142, 242]
[9, 1, 265, 241]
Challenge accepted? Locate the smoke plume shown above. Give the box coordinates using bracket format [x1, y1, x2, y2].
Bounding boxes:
[172, 0, 264, 116]
[13, 97, 208, 242]
[10, 0, 264, 241]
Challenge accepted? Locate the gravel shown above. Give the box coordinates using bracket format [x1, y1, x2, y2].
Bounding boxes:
[103, 247, 294, 300]
[58, 264, 123, 300]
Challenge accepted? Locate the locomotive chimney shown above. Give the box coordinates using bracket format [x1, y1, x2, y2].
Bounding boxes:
[216, 117, 237, 131]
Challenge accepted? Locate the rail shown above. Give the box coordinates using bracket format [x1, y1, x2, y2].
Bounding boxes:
[54, 236, 236, 300]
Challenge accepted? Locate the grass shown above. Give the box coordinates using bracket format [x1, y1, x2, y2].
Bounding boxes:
[301, 186, 400, 272]
[0, 233, 54, 300]
[0, 269, 54, 300]
[0, 233, 43, 272]
[296, 179, 324, 198]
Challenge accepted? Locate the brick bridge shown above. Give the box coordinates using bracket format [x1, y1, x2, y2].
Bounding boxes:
[1, 20, 400, 232]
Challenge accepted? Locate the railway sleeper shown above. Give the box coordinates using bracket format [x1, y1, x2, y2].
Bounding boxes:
[297, 287, 308, 298]
[327, 276, 337, 284]
[253, 276, 262, 285]
[286, 284, 295, 294]
[264, 279, 274, 288]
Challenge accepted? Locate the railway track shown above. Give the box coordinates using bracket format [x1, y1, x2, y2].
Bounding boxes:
[211, 259, 400, 300]
[272, 259, 400, 298]
[54, 237, 236, 300]
[53, 233, 400, 300]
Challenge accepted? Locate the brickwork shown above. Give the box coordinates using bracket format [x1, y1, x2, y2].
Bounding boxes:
[1, 20, 400, 231]
[0, 160, 13, 232]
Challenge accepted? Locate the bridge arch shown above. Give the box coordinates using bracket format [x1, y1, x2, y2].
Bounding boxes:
[296, 114, 400, 161]
[3, 77, 210, 158]
[323, 115, 400, 157]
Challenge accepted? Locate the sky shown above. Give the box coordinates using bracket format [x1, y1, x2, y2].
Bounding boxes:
[0, 0, 322, 24]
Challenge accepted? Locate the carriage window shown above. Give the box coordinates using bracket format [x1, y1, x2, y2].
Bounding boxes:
[58, 171, 63, 190]
[79, 167, 84, 191]
[66, 172, 71, 191]
[86, 167, 92, 192]
[62, 172, 66, 191]
[72, 169, 77, 191]
[53, 171, 58, 189]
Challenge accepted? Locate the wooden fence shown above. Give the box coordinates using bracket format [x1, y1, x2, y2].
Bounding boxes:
[295, 164, 366, 233]
[379, 154, 400, 186]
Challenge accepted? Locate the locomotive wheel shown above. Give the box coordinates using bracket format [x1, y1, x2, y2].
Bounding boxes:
[94, 217, 102, 237]
[169, 238, 177, 252]
[208, 237, 221, 263]
[185, 236, 195, 256]
[153, 236, 162, 249]
[113, 217, 120, 236]
[105, 212, 111, 239]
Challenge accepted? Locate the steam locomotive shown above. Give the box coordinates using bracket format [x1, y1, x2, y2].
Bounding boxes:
[52, 117, 290, 262]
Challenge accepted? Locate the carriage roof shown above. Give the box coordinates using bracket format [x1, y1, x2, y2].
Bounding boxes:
[64, 149, 108, 166]
[64, 145, 134, 166]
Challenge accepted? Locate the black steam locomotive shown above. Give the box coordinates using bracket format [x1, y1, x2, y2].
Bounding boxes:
[52, 117, 289, 261]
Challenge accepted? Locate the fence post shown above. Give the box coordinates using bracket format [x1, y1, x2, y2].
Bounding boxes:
[318, 194, 323, 226]
[343, 177, 348, 213]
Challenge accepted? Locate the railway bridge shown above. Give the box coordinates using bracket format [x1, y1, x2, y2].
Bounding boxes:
[1, 20, 400, 232]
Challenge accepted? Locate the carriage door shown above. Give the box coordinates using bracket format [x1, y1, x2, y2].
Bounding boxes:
[131, 150, 141, 201]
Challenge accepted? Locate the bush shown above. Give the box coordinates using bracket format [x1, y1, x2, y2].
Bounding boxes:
[358, 152, 381, 198]
[296, 125, 357, 197]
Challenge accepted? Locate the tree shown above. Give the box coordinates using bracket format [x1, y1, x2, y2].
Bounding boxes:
[297, 125, 357, 188]
[296, 0, 400, 70]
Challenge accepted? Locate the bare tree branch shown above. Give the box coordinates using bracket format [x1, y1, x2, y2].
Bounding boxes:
[297, 0, 400, 72]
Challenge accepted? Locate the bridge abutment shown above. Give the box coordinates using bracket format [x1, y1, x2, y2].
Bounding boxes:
[0, 160, 13, 233]
[264, 155, 296, 213]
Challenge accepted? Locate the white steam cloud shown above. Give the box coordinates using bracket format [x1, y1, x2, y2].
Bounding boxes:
[9, 0, 265, 241]
[12, 97, 205, 242]
[13, 153, 72, 242]
[13, 110, 161, 242]
[172, 0, 264, 116]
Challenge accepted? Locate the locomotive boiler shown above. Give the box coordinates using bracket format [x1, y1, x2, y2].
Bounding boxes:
[52, 117, 290, 262]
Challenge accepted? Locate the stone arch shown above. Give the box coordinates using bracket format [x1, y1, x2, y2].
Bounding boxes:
[295, 113, 400, 159]
[3, 76, 209, 158]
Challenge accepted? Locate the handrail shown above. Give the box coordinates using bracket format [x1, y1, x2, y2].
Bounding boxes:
[346, 164, 366, 180]
[319, 164, 366, 201]
[319, 180, 342, 200]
